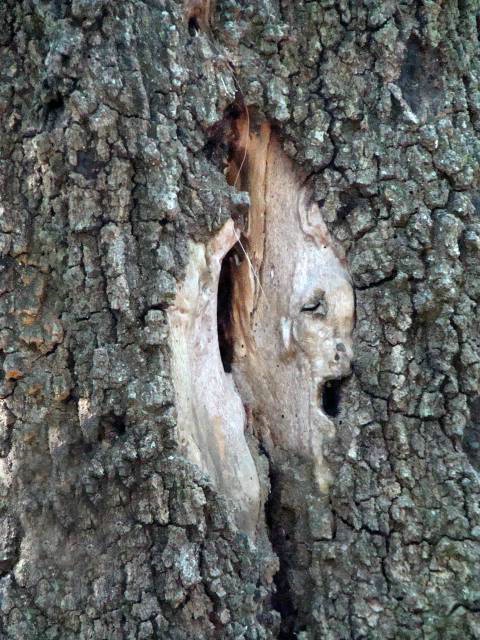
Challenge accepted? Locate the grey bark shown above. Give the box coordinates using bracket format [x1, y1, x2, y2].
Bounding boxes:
[0, 1, 479, 639]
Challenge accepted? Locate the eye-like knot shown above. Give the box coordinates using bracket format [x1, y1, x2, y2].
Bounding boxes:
[301, 290, 328, 317]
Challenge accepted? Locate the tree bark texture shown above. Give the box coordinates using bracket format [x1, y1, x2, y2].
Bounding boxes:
[0, 1, 479, 639]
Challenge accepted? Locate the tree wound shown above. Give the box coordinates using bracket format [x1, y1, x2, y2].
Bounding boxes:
[226, 116, 354, 493]
[168, 114, 354, 533]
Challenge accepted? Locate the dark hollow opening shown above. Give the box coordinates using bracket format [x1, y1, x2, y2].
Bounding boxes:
[41, 93, 65, 129]
[322, 379, 343, 417]
[188, 15, 200, 36]
[463, 395, 480, 470]
[217, 244, 240, 373]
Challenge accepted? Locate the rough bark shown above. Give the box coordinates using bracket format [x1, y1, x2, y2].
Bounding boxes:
[0, 1, 479, 639]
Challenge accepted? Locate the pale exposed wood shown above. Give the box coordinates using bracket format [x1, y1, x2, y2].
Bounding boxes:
[229, 119, 354, 493]
[167, 220, 261, 535]
[184, 0, 215, 30]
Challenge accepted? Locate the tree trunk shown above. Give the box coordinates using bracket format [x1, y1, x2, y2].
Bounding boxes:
[1, 1, 479, 639]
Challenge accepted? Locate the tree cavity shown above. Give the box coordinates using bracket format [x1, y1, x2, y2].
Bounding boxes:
[167, 111, 354, 535]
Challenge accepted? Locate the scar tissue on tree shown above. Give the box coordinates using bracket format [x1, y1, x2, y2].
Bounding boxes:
[168, 113, 354, 534]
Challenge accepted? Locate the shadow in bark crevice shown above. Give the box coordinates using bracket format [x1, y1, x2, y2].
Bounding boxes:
[264, 458, 298, 639]
[217, 243, 241, 373]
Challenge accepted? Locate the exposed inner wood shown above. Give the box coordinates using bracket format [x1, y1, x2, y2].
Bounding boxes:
[227, 116, 354, 493]
[168, 219, 261, 535]
[168, 113, 354, 535]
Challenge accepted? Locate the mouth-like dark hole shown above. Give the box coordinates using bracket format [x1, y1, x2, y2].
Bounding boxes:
[217, 244, 241, 373]
[321, 379, 343, 417]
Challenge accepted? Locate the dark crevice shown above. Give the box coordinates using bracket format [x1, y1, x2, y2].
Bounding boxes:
[0, 521, 21, 577]
[398, 33, 445, 119]
[41, 94, 65, 129]
[217, 243, 242, 372]
[76, 152, 105, 179]
[355, 268, 398, 290]
[463, 395, 480, 470]
[263, 454, 297, 639]
[204, 102, 244, 173]
[336, 188, 365, 222]
[188, 16, 200, 36]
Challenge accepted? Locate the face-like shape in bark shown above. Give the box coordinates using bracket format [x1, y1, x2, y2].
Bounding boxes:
[282, 197, 353, 384]
[229, 128, 354, 493]
[168, 120, 354, 537]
